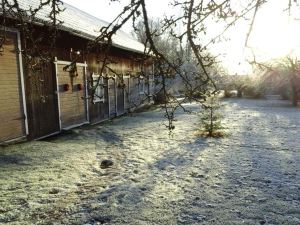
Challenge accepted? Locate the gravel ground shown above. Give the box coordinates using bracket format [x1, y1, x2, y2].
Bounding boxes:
[0, 98, 299, 225]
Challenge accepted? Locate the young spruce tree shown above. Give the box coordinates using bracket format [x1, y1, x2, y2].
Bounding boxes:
[199, 93, 224, 138]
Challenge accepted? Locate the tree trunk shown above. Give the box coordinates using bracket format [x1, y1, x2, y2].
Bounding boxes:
[291, 74, 298, 107]
[292, 85, 298, 107]
[209, 107, 213, 136]
[237, 89, 243, 98]
[224, 89, 231, 98]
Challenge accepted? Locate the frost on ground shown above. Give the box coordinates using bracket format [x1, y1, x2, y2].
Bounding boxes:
[0, 99, 299, 225]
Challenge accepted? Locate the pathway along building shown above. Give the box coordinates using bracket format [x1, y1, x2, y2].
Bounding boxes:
[0, 0, 154, 143]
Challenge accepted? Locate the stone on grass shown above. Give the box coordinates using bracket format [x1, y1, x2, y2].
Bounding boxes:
[49, 188, 60, 194]
[100, 159, 114, 169]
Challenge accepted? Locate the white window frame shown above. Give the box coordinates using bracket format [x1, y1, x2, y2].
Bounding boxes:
[139, 76, 145, 95]
[92, 73, 105, 103]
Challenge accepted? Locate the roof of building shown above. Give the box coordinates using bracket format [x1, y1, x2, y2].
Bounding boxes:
[2, 0, 145, 54]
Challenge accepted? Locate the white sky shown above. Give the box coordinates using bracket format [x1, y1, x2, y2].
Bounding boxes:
[62, 0, 173, 33]
[62, 0, 300, 75]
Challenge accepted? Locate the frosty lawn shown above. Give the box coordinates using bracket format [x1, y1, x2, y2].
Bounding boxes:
[0, 99, 299, 225]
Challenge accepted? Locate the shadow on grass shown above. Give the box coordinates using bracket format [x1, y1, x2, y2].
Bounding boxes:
[0, 154, 30, 166]
[74, 137, 212, 225]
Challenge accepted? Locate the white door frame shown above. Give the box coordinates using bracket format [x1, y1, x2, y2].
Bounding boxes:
[54, 58, 89, 130]
[0, 27, 29, 140]
[108, 75, 117, 117]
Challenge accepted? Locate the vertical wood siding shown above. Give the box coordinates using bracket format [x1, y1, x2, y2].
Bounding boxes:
[123, 77, 130, 111]
[0, 32, 26, 142]
[108, 77, 116, 117]
[86, 53, 109, 123]
[26, 60, 60, 139]
[86, 50, 153, 122]
[57, 64, 87, 128]
[116, 76, 125, 115]
[129, 76, 141, 108]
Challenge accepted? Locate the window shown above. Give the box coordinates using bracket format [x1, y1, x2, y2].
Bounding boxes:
[92, 73, 105, 103]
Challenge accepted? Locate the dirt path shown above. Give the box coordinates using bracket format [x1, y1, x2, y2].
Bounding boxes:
[0, 99, 299, 225]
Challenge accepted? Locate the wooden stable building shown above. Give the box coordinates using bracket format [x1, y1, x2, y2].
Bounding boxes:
[0, 0, 154, 143]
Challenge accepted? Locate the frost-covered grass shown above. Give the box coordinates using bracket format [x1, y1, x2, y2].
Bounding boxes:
[0, 99, 299, 225]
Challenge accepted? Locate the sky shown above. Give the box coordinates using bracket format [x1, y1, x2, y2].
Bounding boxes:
[62, 0, 300, 75]
[62, 0, 172, 33]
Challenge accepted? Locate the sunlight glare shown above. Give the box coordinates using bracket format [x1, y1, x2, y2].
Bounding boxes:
[247, 1, 300, 59]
